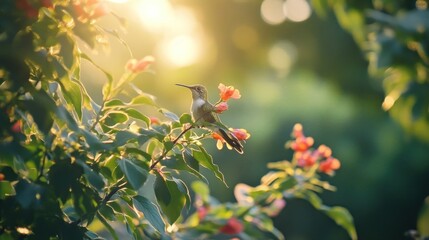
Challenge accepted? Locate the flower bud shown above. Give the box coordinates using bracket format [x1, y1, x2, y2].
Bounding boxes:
[219, 218, 244, 235]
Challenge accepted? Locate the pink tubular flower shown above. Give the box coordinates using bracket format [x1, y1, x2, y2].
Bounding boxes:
[230, 128, 250, 141]
[197, 206, 209, 221]
[215, 102, 229, 113]
[219, 218, 244, 235]
[218, 83, 241, 101]
[149, 117, 160, 125]
[126, 56, 154, 73]
[292, 123, 304, 138]
[263, 198, 286, 217]
[319, 157, 341, 175]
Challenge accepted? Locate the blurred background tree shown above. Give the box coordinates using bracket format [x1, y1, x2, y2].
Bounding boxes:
[78, 0, 429, 239]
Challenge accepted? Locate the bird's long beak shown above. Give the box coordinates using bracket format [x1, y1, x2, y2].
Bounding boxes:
[175, 83, 193, 89]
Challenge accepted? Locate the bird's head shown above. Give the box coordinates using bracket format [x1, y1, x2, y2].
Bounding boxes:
[176, 84, 208, 100]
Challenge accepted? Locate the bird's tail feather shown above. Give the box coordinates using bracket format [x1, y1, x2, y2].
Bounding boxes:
[219, 128, 244, 154]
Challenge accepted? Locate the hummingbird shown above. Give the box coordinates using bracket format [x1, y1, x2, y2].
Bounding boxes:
[176, 84, 244, 154]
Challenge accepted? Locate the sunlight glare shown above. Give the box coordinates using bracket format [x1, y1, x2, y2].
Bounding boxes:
[159, 34, 202, 67]
[283, 0, 312, 22]
[261, 0, 287, 25]
[136, 0, 173, 33]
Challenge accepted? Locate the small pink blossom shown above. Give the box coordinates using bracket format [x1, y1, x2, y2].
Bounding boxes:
[215, 102, 229, 113]
[218, 83, 241, 101]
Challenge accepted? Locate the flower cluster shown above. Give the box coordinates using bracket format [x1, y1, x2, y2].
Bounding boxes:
[288, 123, 341, 175]
[210, 83, 250, 151]
[214, 83, 241, 114]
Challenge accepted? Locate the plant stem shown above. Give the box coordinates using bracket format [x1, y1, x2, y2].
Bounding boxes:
[149, 124, 194, 170]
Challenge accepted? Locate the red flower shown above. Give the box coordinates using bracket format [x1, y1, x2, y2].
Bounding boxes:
[126, 56, 154, 73]
[16, 0, 38, 18]
[0, 173, 5, 181]
[317, 144, 332, 158]
[215, 102, 229, 113]
[319, 157, 341, 175]
[230, 128, 250, 141]
[219, 218, 244, 235]
[289, 136, 314, 152]
[218, 83, 241, 101]
[11, 120, 22, 133]
[296, 150, 319, 167]
[90, 4, 109, 19]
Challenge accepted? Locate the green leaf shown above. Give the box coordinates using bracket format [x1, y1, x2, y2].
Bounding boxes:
[76, 160, 105, 191]
[124, 108, 151, 127]
[104, 111, 129, 126]
[117, 158, 149, 190]
[0, 181, 16, 199]
[192, 147, 227, 186]
[298, 191, 357, 240]
[277, 177, 297, 191]
[133, 195, 166, 234]
[321, 206, 357, 240]
[112, 130, 139, 147]
[417, 197, 429, 237]
[154, 175, 187, 224]
[191, 181, 210, 203]
[58, 77, 83, 119]
[159, 108, 179, 122]
[96, 212, 119, 240]
[179, 113, 193, 124]
[130, 94, 157, 107]
[22, 90, 56, 135]
[163, 154, 206, 182]
[105, 99, 125, 107]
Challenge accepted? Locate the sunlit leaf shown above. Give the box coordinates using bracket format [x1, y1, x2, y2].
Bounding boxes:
[417, 197, 429, 237]
[320, 206, 357, 240]
[117, 158, 149, 190]
[105, 99, 125, 107]
[192, 147, 227, 186]
[133, 195, 166, 234]
[58, 77, 83, 119]
[104, 111, 129, 126]
[179, 113, 193, 124]
[0, 181, 16, 199]
[163, 154, 206, 182]
[191, 181, 210, 203]
[159, 108, 179, 122]
[124, 108, 151, 127]
[130, 94, 157, 107]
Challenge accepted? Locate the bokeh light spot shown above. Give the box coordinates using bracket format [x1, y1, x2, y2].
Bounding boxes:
[261, 0, 287, 25]
[283, 0, 312, 22]
[268, 40, 297, 75]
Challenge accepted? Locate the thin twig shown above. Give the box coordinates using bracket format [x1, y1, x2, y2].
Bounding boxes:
[149, 124, 194, 170]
